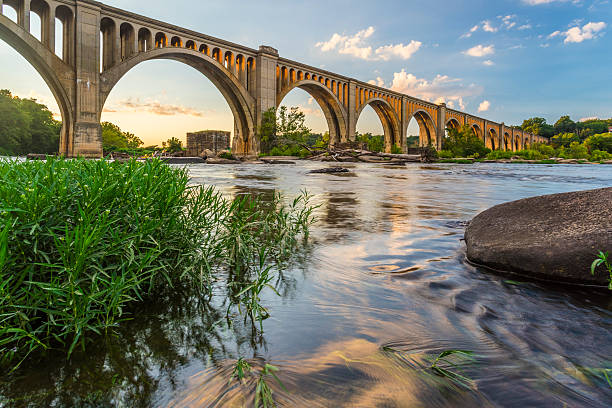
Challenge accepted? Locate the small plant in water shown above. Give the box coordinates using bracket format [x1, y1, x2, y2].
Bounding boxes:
[429, 350, 476, 389]
[255, 364, 287, 408]
[230, 358, 253, 384]
[591, 251, 612, 290]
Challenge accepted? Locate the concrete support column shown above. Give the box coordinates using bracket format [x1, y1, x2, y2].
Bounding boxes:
[18, 0, 30, 32]
[347, 80, 357, 142]
[436, 103, 446, 150]
[483, 120, 488, 148]
[113, 23, 120, 66]
[242, 45, 278, 155]
[69, 1, 102, 157]
[132, 29, 138, 59]
[46, 6, 55, 52]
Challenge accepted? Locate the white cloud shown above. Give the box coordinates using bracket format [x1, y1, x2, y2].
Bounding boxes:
[501, 15, 518, 29]
[483, 60, 495, 66]
[316, 27, 421, 61]
[374, 41, 422, 61]
[461, 25, 480, 38]
[563, 21, 606, 43]
[367, 77, 385, 87]
[373, 70, 483, 111]
[518, 24, 532, 30]
[548, 22, 606, 43]
[483, 21, 498, 32]
[463, 44, 495, 57]
[103, 98, 209, 117]
[478, 100, 491, 112]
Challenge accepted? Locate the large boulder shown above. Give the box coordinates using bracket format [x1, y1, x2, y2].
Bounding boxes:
[465, 187, 612, 287]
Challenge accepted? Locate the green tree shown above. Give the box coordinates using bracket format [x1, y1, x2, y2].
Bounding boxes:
[443, 125, 490, 158]
[258, 106, 312, 154]
[577, 120, 609, 140]
[406, 135, 419, 148]
[101, 122, 142, 151]
[162, 137, 184, 153]
[551, 132, 579, 148]
[356, 132, 384, 152]
[0, 89, 29, 154]
[258, 107, 277, 153]
[521, 117, 554, 137]
[584, 133, 612, 153]
[563, 141, 589, 159]
[554, 115, 576, 135]
[20, 98, 61, 154]
[0, 89, 61, 155]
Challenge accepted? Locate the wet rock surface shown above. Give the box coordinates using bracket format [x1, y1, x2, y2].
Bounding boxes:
[308, 167, 350, 174]
[162, 157, 206, 164]
[465, 187, 612, 286]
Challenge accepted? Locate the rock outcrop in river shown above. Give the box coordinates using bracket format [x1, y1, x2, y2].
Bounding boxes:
[465, 187, 612, 287]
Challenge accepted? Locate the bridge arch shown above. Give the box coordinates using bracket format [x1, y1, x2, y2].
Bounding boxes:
[277, 79, 348, 147]
[407, 109, 436, 148]
[357, 97, 401, 152]
[503, 132, 511, 151]
[471, 124, 483, 141]
[514, 134, 521, 151]
[486, 128, 497, 150]
[99, 47, 256, 154]
[446, 118, 461, 131]
[0, 10, 74, 155]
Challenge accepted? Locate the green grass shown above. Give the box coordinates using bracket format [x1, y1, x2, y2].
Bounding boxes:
[428, 350, 476, 390]
[228, 359, 287, 407]
[0, 157, 316, 370]
[591, 251, 612, 290]
[381, 346, 477, 390]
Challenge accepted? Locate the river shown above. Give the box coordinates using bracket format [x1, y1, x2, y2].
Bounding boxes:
[1, 162, 611, 407]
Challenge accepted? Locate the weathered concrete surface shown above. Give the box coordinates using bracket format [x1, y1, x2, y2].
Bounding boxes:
[465, 187, 612, 286]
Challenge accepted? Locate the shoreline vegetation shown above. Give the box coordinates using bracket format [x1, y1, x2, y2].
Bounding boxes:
[0, 157, 317, 376]
[2, 90, 611, 165]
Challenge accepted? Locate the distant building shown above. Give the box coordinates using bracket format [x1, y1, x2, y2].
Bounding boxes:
[186, 130, 230, 156]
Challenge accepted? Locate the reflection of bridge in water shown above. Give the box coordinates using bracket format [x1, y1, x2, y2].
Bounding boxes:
[0, 0, 547, 157]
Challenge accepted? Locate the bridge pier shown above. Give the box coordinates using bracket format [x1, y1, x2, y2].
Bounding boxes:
[436, 103, 446, 150]
[69, 2, 102, 157]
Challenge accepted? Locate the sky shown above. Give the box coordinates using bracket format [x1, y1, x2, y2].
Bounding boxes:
[1, 0, 610, 146]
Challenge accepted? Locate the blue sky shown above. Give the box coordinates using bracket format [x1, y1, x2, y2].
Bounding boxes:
[1, 0, 610, 145]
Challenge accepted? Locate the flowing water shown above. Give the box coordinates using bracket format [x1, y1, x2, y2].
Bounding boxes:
[2, 162, 611, 407]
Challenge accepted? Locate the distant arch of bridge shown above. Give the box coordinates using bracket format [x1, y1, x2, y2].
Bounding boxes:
[0, 0, 547, 156]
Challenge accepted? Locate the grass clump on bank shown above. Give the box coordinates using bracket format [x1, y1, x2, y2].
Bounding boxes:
[0, 158, 316, 370]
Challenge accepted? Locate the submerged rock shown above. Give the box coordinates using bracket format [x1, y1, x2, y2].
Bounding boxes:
[465, 187, 612, 287]
[162, 157, 206, 164]
[308, 167, 350, 174]
[260, 158, 296, 164]
[206, 157, 241, 164]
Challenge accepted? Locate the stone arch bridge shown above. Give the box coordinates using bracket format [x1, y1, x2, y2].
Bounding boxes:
[0, 0, 547, 157]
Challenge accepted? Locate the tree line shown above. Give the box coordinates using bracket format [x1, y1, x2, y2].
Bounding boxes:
[520, 116, 611, 145]
[0, 90, 61, 155]
[0, 89, 185, 156]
